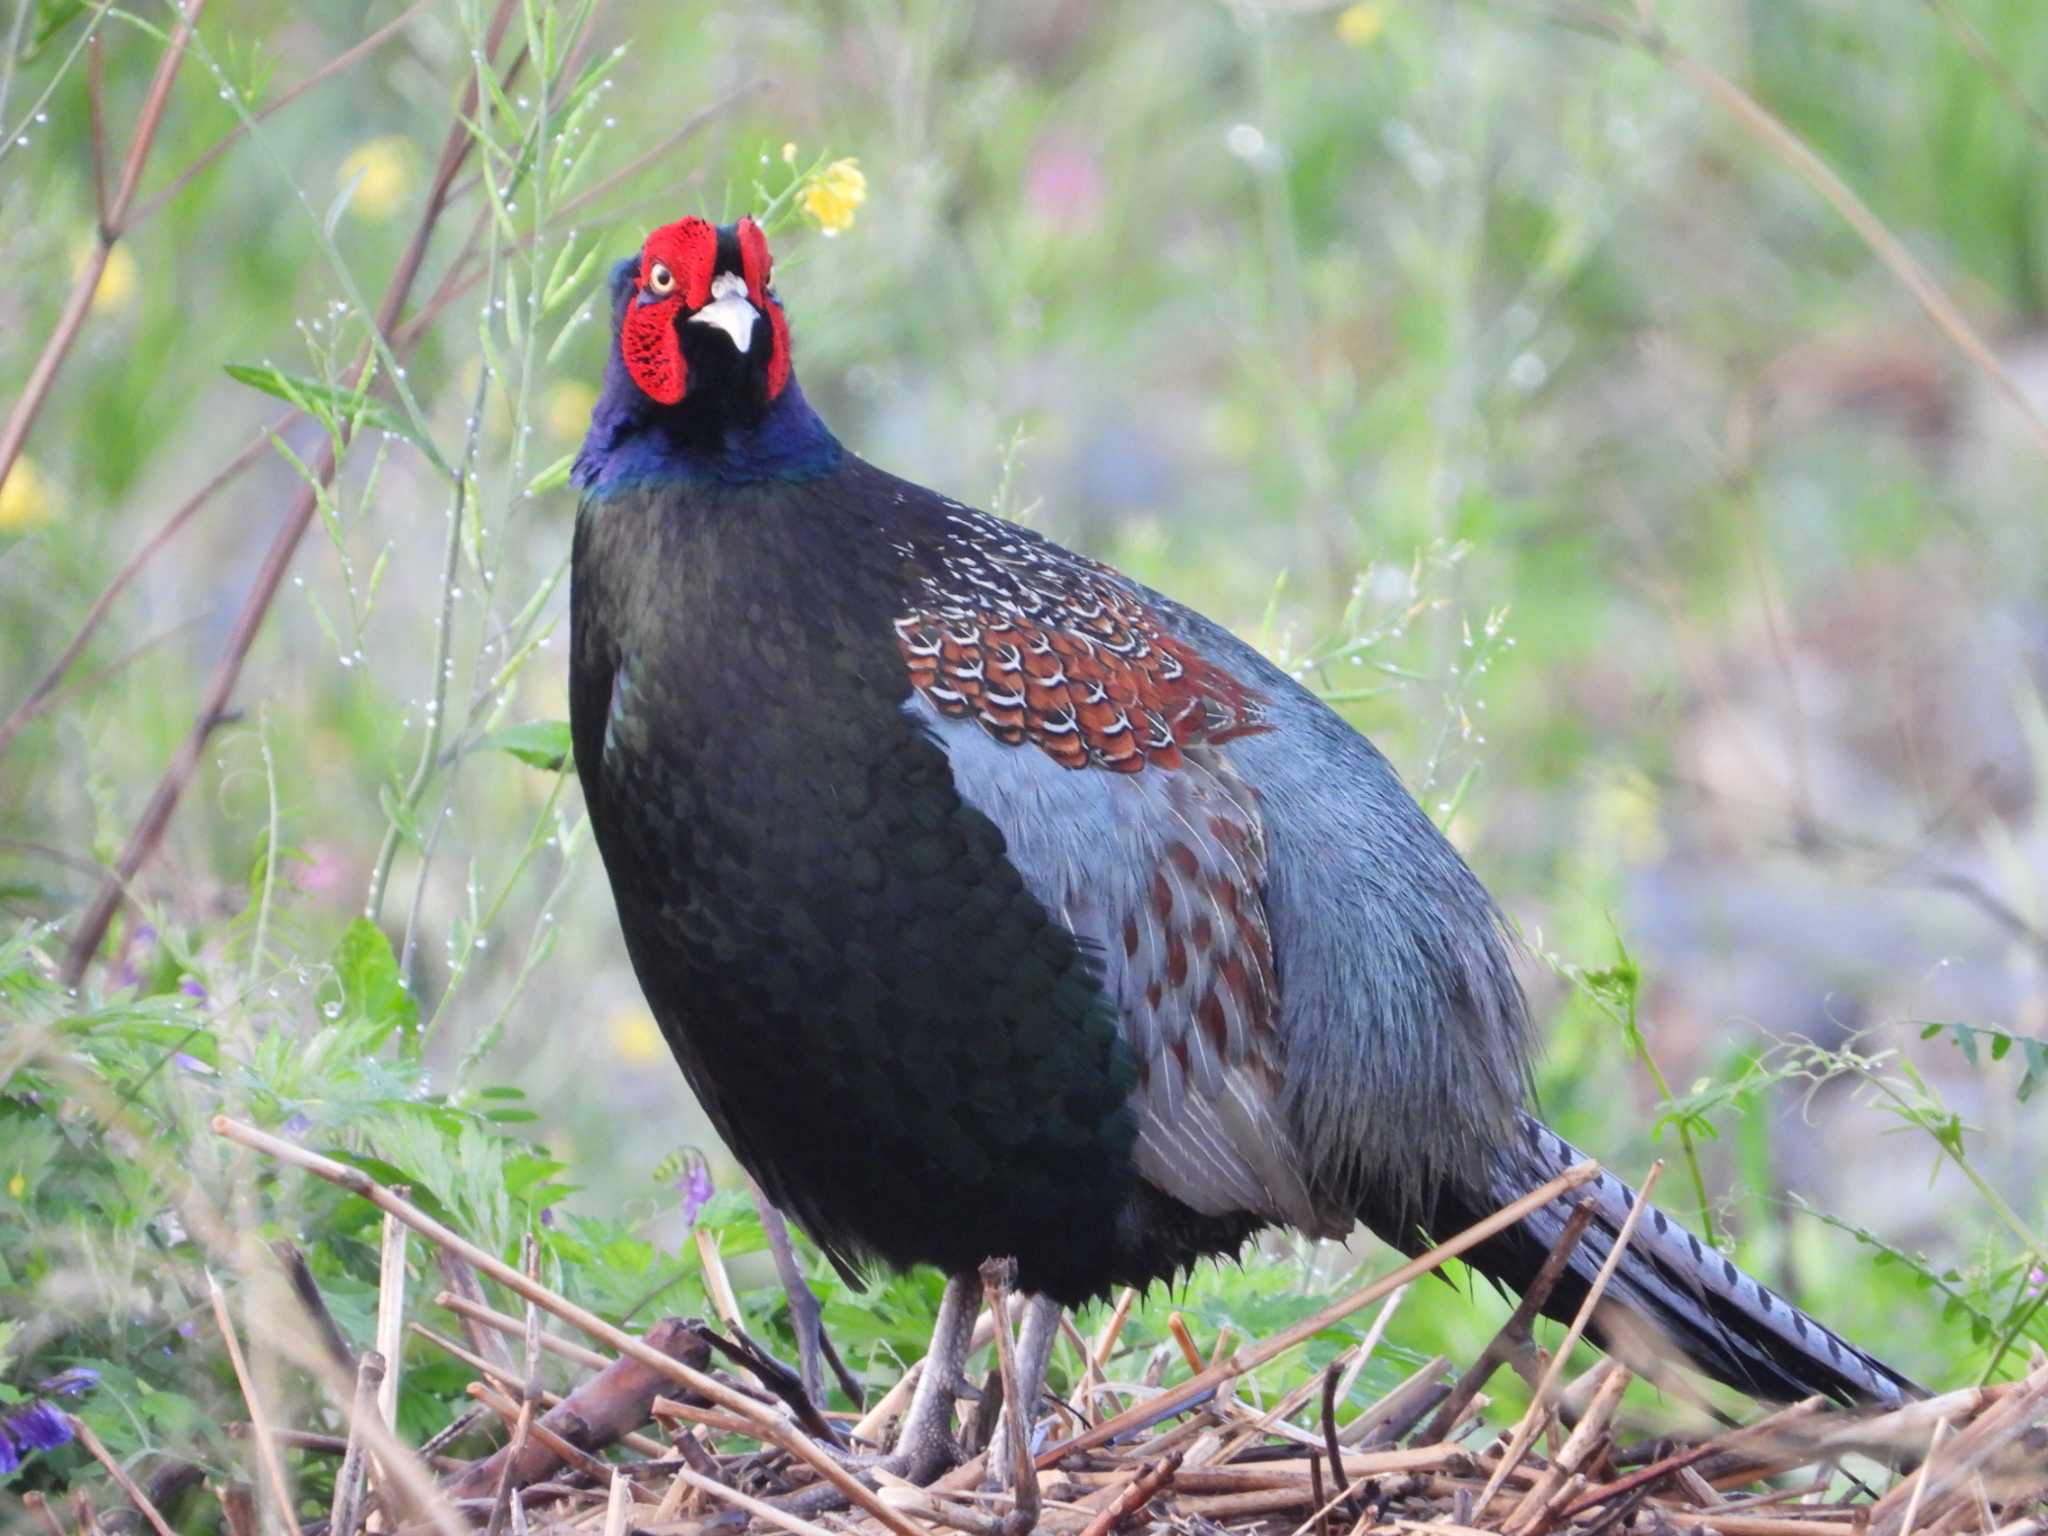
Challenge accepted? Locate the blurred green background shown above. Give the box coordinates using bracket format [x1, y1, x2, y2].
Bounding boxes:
[4, 0, 2048, 1490]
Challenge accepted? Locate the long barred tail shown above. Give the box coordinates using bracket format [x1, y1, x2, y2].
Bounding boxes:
[1393, 1114, 1925, 1409]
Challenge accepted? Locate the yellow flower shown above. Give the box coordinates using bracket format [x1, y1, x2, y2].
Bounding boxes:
[0, 456, 53, 533]
[6, 1171, 24, 1201]
[337, 136, 415, 222]
[801, 157, 867, 236]
[781, 141, 798, 165]
[541, 379, 597, 441]
[608, 1005, 667, 1066]
[71, 238, 139, 313]
[1336, 0, 1393, 45]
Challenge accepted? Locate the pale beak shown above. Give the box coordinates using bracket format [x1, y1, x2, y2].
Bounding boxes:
[689, 271, 758, 353]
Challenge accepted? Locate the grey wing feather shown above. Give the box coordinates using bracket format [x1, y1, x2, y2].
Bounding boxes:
[1139, 595, 1533, 1223]
[906, 692, 1341, 1235]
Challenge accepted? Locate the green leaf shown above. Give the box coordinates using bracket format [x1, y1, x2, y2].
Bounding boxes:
[332, 917, 418, 1043]
[504, 270, 524, 349]
[2021, 1039, 2048, 1103]
[378, 782, 422, 849]
[525, 451, 576, 498]
[223, 363, 431, 452]
[544, 240, 603, 313]
[476, 721, 573, 772]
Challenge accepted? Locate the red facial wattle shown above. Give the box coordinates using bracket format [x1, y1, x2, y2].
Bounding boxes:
[621, 217, 716, 405]
[621, 215, 793, 407]
[735, 216, 792, 402]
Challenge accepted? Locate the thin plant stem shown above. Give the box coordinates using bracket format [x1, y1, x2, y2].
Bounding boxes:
[244, 718, 279, 992]
[1661, 40, 2048, 464]
[0, 416, 282, 761]
[1922, 0, 2048, 154]
[0, 0, 35, 144]
[182, 20, 454, 473]
[4, 612, 210, 755]
[371, 417, 480, 925]
[128, 0, 437, 227]
[1981, 1284, 2048, 1387]
[0, 0, 109, 181]
[378, 15, 631, 950]
[396, 78, 767, 350]
[0, 0, 204, 491]
[422, 772, 570, 1043]
[87, 29, 107, 224]
[1860, 1071, 2047, 1261]
[61, 0, 526, 985]
[367, 25, 532, 925]
[1482, 0, 2048, 465]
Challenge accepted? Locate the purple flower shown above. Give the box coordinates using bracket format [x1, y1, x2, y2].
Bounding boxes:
[674, 1151, 715, 1229]
[2029, 1266, 2046, 1296]
[36, 1368, 98, 1399]
[281, 1113, 312, 1141]
[8, 1403, 70, 1452]
[0, 1400, 74, 1476]
[179, 975, 208, 1002]
[1, 1367, 96, 1478]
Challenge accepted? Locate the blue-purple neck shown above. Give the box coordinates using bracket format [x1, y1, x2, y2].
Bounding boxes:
[573, 373, 842, 494]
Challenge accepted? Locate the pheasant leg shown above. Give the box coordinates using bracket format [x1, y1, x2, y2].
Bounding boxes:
[779, 1270, 980, 1516]
[886, 1269, 981, 1482]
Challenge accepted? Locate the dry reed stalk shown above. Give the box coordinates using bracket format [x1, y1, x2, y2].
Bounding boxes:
[651, 1392, 775, 1438]
[1866, 1359, 2048, 1536]
[600, 1466, 632, 1536]
[66, 1413, 177, 1536]
[440, 1249, 519, 1373]
[1475, 1162, 1665, 1511]
[1037, 1158, 1603, 1468]
[436, 1291, 611, 1371]
[373, 1208, 409, 1482]
[468, 1381, 646, 1497]
[666, 1461, 849, 1536]
[1501, 1360, 1630, 1535]
[1428, 1201, 1600, 1444]
[407, 1321, 671, 1458]
[981, 1257, 1042, 1535]
[185, 1116, 2046, 1536]
[329, 1349, 386, 1536]
[212, 1113, 930, 1536]
[205, 1270, 303, 1536]
[19, 1491, 67, 1536]
[693, 1224, 747, 1334]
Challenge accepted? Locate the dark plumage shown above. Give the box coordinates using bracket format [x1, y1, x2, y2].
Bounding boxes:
[570, 216, 1923, 1418]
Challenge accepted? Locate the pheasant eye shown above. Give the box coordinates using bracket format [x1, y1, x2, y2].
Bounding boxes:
[647, 261, 675, 296]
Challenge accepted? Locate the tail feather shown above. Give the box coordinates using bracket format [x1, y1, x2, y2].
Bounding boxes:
[1373, 1113, 1924, 1410]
